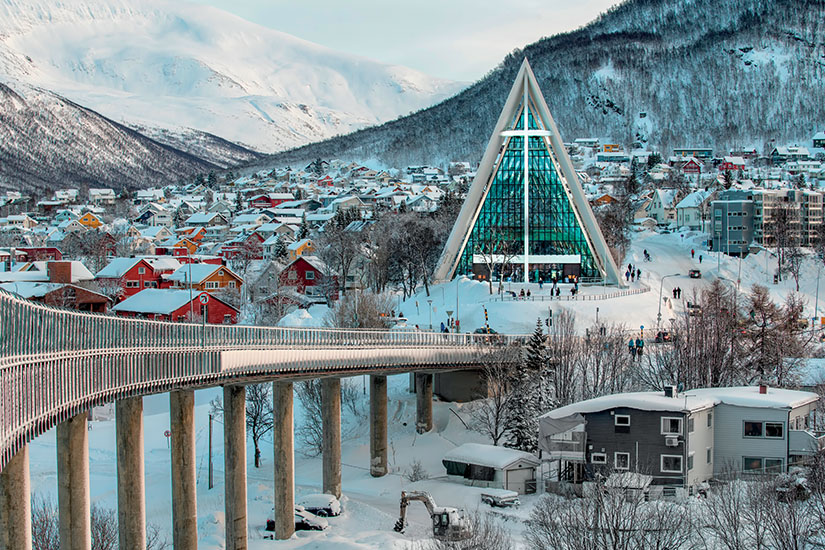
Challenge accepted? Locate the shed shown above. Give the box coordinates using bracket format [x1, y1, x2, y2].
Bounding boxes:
[442, 443, 539, 494]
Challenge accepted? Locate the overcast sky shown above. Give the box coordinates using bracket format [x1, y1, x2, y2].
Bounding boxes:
[188, 0, 621, 81]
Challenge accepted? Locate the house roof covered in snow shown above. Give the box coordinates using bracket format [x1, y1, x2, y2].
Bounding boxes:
[96, 257, 181, 278]
[675, 190, 712, 209]
[442, 443, 539, 470]
[541, 386, 818, 421]
[166, 264, 224, 284]
[111, 289, 236, 315]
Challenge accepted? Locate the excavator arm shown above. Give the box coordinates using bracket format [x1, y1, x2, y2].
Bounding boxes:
[393, 491, 437, 532]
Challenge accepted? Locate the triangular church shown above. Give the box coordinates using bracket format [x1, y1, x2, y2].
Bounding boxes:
[434, 59, 623, 286]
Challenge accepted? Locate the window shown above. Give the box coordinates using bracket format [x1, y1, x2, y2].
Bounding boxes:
[126, 280, 139, 288]
[144, 281, 157, 288]
[288, 271, 298, 280]
[766, 458, 783, 473]
[661, 455, 683, 473]
[614, 414, 630, 432]
[205, 281, 219, 289]
[138, 267, 146, 274]
[707, 412, 713, 427]
[305, 271, 315, 280]
[591, 453, 607, 464]
[219, 270, 225, 276]
[765, 422, 784, 438]
[688, 418, 695, 433]
[744, 421, 763, 437]
[688, 453, 694, 471]
[744, 421, 784, 439]
[707, 447, 712, 464]
[223, 314, 232, 324]
[661, 417, 683, 435]
[615, 452, 630, 470]
[228, 281, 236, 288]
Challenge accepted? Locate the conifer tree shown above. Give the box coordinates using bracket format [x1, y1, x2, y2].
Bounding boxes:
[504, 319, 543, 453]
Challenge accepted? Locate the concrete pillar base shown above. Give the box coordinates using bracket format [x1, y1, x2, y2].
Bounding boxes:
[224, 385, 247, 550]
[57, 411, 91, 550]
[117, 397, 146, 550]
[273, 381, 294, 540]
[322, 378, 342, 498]
[170, 390, 198, 550]
[415, 373, 433, 434]
[370, 375, 388, 477]
[0, 444, 32, 550]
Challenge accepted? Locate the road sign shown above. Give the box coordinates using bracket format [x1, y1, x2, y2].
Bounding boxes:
[198, 293, 210, 305]
[164, 430, 171, 437]
[446, 310, 454, 317]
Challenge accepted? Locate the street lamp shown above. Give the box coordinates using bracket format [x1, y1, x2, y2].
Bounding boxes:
[658, 274, 681, 328]
[427, 299, 433, 330]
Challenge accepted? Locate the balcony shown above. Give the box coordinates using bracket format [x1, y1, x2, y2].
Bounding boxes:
[789, 430, 825, 455]
[543, 430, 586, 461]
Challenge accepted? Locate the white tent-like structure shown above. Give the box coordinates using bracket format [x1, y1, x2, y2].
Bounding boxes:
[434, 59, 622, 285]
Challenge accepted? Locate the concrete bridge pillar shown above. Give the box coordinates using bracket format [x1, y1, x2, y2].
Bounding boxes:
[0, 444, 32, 550]
[170, 390, 198, 550]
[415, 373, 433, 434]
[223, 385, 247, 550]
[57, 411, 91, 550]
[321, 378, 342, 499]
[369, 375, 388, 477]
[116, 396, 145, 550]
[272, 381, 294, 540]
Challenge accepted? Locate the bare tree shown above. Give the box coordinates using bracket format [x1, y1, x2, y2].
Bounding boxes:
[470, 347, 519, 445]
[295, 379, 323, 456]
[323, 290, 395, 329]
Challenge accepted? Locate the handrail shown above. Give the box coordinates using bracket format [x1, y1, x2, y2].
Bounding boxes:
[494, 283, 650, 302]
[0, 290, 525, 472]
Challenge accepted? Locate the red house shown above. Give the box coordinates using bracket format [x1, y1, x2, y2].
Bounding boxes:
[680, 158, 702, 175]
[95, 257, 181, 299]
[278, 255, 338, 302]
[719, 156, 746, 172]
[111, 289, 239, 323]
[17, 247, 63, 261]
[249, 193, 295, 209]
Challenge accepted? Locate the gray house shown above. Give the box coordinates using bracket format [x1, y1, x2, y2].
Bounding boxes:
[711, 190, 755, 256]
[539, 386, 821, 498]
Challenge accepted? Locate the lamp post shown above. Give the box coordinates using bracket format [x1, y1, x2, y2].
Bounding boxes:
[427, 299, 433, 330]
[658, 274, 681, 328]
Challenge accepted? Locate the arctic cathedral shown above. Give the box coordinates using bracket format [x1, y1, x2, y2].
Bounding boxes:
[434, 59, 622, 286]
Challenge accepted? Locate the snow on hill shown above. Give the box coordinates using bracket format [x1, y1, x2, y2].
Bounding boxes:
[0, 0, 465, 153]
[256, 0, 825, 169]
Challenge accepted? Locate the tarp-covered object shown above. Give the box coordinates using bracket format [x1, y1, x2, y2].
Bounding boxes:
[538, 412, 585, 454]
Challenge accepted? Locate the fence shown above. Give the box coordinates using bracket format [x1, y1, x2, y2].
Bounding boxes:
[494, 283, 651, 303]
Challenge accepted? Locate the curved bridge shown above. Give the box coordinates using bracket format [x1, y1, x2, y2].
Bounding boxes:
[0, 289, 523, 549]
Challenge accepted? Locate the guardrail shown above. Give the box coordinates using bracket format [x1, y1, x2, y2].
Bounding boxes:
[494, 283, 650, 302]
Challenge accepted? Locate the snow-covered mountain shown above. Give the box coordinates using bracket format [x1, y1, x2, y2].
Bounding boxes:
[0, 81, 231, 193]
[0, 0, 464, 153]
[256, 0, 825, 169]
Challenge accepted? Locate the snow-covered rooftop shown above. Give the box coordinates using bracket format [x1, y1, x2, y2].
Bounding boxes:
[166, 264, 223, 284]
[541, 386, 818, 420]
[111, 289, 200, 315]
[442, 443, 539, 470]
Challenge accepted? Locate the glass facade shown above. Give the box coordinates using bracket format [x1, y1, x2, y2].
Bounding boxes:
[457, 101, 601, 282]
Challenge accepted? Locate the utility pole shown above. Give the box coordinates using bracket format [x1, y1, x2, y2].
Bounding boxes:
[208, 413, 214, 490]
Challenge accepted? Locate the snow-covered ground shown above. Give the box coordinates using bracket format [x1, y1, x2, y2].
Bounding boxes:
[28, 229, 825, 547]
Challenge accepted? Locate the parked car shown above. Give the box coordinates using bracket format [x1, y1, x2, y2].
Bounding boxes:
[686, 302, 702, 316]
[265, 506, 329, 533]
[473, 327, 503, 345]
[481, 489, 520, 508]
[654, 330, 672, 343]
[689, 269, 702, 279]
[299, 494, 342, 517]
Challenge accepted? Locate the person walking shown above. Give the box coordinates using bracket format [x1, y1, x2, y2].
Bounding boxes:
[672, 288, 677, 299]
[636, 268, 641, 279]
[691, 249, 695, 259]
[635, 337, 644, 357]
[626, 270, 630, 282]
[628, 339, 636, 357]
[699, 255, 703, 264]
[526, 289, 531, 299]
[555, 287, 561, 298]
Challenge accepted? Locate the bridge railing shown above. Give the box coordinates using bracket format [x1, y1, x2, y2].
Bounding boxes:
[0, 290, 526, 470]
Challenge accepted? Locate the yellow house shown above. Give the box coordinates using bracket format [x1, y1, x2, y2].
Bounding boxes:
[287, 238, 315, 260]
[78, 212, 103, 228]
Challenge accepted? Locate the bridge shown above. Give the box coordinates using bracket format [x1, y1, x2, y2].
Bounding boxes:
[0, 290, 523, 549]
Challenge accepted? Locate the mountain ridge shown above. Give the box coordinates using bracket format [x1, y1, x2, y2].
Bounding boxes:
[249, 0, 825, 170]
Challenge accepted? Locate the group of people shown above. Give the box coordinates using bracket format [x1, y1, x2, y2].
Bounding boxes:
[690, 249, 703, 263]
[518, 288, 532, 299]
[671, 287, 683, 299]
[625, 263, 642, 282]
[628, 337, 645, 358]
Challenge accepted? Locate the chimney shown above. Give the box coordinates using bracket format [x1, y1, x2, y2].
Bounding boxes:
[759, 384, 768, 394]
[47, 261, 73, 284]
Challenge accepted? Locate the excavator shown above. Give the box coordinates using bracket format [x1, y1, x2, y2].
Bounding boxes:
[393, 491, 472, 541]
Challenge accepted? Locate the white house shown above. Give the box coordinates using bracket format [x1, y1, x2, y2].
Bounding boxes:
[442, 443, 540, 494]
[675, 190, 716, 231]
[646, 189, 680, 225]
